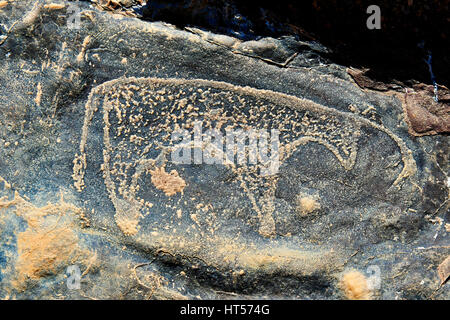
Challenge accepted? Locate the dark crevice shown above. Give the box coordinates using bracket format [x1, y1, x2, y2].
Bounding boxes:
[109, 0, 449, 88]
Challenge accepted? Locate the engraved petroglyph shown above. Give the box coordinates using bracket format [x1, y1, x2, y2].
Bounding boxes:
[73, 77, 416, 237]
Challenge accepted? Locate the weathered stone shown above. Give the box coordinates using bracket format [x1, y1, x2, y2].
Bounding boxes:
[0, 1, 448, 300]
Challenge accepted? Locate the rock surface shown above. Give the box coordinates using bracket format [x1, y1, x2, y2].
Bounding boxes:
[0, 0, 448, 300]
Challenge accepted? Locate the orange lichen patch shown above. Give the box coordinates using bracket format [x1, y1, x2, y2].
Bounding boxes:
[149, 167, 186, 196]
[0, 1, 8, 10]
[296, 194, 321, 216]
[340, 271, 372, 300]
[9, 192, 85, 229]
[15, 223, 79, 286]
[0, 190, 92, 290]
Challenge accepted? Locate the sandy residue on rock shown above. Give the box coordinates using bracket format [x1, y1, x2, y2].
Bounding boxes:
[76, 36, 92, 63]
[136, 232, 342, 279]
[0, 190, 92, 290]
[34, 82, 42, 106]
[43, 3, 66, 11]
[339, 270, 372, 300]
[235, 246, 339, 276]
[15, 222, 79, 286]
[150, 166, 186, 196]
[0, 1, 9, 10]
[437, 256, 450, 285]
[296, 194, 321, 217]
[0, 175, 11, 190]
[72, 154, 87, 192]
[113, 198, 143, 236]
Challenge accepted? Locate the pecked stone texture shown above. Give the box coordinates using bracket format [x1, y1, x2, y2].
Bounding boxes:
[0, 0, 448, 300]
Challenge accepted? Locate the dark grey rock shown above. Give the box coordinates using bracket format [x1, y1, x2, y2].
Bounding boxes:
[0, 0, 448, 300]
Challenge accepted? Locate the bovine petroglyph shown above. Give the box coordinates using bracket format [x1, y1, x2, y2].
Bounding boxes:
[73, 77, 416, 236]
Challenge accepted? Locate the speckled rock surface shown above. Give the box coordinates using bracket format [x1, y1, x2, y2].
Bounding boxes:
[0, 0, 448, 300]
